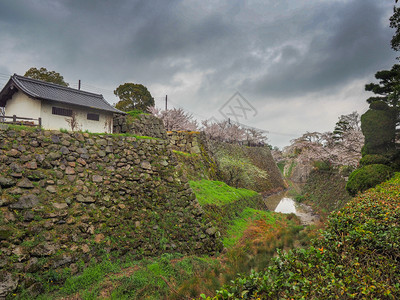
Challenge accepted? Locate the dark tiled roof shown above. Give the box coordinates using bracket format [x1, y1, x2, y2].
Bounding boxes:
[0, 74, 124, 114]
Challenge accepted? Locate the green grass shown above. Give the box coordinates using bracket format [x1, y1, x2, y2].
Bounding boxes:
[189, 180, 259, 206]
[59, 258, 121, 295]
[285, 160, 297, 178]
[277, 161, 285, 174]
[35, 253, 220, 300]
[173, 150, 198, 157]
[6, 124, 39, 132]
[223, 208, 276, 248]
[126, 109, 149, 119]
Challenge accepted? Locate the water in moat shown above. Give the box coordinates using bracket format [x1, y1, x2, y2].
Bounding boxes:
[264, 191, 319, 225]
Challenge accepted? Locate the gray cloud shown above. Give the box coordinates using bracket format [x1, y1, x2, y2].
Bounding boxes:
[0, 0, 397, 147]
[242, 0, 396, 98]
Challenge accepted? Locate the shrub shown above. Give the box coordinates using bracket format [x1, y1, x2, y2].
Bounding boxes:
[361, 107, 396, 155]
[359, 154, 390, 167]
[346, 164, 392, 196]
[369, 100, 389, 110]
[126, 109, 144, 119]
[211, 174, 400, 299]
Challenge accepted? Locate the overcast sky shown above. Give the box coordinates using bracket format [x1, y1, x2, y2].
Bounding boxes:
[0, 0, 397, 148]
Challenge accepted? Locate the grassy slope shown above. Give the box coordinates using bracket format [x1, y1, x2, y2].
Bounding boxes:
[298, 169, 352, 215]
[189, 180, 269, 239]
[213, 173, 400, 299]
[190, 180, 259, 206]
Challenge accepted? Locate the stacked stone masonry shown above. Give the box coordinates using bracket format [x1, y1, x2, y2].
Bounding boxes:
[113, 114, 167, 139]
[0, 127, 221, 297]
[167, 131, 204, 154]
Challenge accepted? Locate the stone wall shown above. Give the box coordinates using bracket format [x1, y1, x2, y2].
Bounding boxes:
[0, 127, 221, 297]
[167, 131, 204, 154]
[113, 114, 167, 139]
[167, 131, 219, 181]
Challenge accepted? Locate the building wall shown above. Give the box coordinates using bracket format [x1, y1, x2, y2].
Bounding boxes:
[4, 92, 42, 124]
[4, 91, 114, 133]
[41, 100, 113, 133]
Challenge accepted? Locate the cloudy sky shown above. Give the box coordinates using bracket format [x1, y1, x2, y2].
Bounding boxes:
[0, 0, 397, 147]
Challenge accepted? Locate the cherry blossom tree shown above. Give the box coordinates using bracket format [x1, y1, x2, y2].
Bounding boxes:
[148, 107, 198, 131]
[283, 113, 364, 168]
[149, 107, 268, 145]
[201, 119, 268, 145]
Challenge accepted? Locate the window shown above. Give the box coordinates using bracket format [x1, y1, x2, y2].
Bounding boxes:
[87, 113, 99, 121]
[52, 107, 72, 117]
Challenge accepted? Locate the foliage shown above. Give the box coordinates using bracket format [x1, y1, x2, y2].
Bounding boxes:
[59, 256, 120, 295]
[108, 253, 218, 300]
[208, 141, 286, 193]
[361, 104, 396, 155]
[390, 4, 400, 52]
[201, 119, 268, 146]
[126, 109, 147, 119]
[210, 174, 400, 299]
[222, 208, 275, 248]
[360, 154, 390, 167]
[346, 164, 393, 196]
[276, 161, 285, 174]
[189, 180, 259, 206]
[114, 83, 154, 112]
[298, 169, 352, 215]
[149, 106, 267, 145]
[283, 112, 364, 169]
[149, 107, 198, 131]
[217, 154, 269, 189]
[332, 111, 361, 141]
[365, 65, 400, 108]
[24, 67, 69, 86]
[189, 178, 268, 239]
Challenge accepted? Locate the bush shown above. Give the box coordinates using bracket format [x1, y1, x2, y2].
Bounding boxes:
[211, 174, 400, 299]
[369, 100, 389, 111]
[361, 107, 396, 155]
[359, 154, 390, 167]
[126, 109, 144, 118]
[346, 164, 393, 196]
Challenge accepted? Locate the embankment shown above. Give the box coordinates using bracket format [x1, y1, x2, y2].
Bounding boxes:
[0, 126, 222, 297]
[167, 130, 286, 194]
[297, 169, 352, 214]
[209, 141, 287, 194]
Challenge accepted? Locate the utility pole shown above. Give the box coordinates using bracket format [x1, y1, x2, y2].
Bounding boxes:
[78, 80, 81, 90]
[165, 95, 168, 111]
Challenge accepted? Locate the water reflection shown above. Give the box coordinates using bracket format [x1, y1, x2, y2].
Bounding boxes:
[264, 191, 319, 225]
[275, 197, 297, 214]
